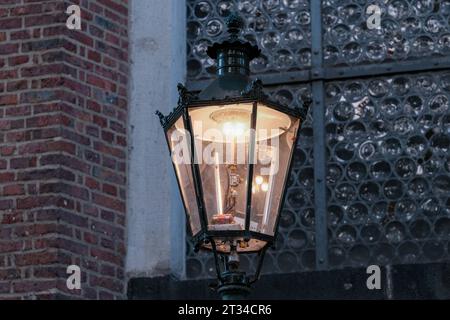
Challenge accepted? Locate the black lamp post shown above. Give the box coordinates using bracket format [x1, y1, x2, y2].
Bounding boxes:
[156, 13, 310, 300]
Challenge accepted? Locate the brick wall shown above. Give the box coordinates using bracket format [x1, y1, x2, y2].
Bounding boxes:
[0, 0, 129, 299]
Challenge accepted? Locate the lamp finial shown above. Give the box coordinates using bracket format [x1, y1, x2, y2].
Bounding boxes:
[226, 12, 244, 39]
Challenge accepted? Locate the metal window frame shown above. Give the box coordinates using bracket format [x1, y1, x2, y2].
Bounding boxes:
[186, 1, 450, 272]
[188, 56, 450, 91]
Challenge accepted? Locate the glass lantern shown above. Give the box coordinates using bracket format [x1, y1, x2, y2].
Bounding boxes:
[157, 13, 309, 297]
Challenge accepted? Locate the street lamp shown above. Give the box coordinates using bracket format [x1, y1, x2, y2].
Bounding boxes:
[156, 13, 310, 300]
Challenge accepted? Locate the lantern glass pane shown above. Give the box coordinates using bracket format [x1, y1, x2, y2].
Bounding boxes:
[187, 103, 254, 232]
[250, 104, 301, 236]
[167, 116, 202, 236]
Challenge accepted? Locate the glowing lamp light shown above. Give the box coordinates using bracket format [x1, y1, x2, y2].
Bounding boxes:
[255, 176, 264, 185]
[222, 121, 246, 138]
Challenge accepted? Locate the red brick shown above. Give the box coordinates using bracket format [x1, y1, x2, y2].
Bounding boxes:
[0, 70, 18, 80]
[10, 4, 42, 17]
[10, 30, 31, 40]
[16, 196, 59, 209]
[13, 280, 57, 293]
[10, 157, 36, 169]
[17, 168, 75, 182]
[0, 9, 7, 18]
[0, 43, 19, 55]
[40, 182, 89, 201]
[22, 38, 62, 53]
[26, 114, 71, 128]
[25, 13, 64, 27]
[0, 283, 10, 294]
[3, 184, 25, 196]
[84, 232, 98, 245]
[0, 172, 15, 183]
[21, 64, 64, 77]
[0, 269, 20, 281]
[88, 50, 101, 62]
[90, 248, 121, 265]
[0, 119, 23, 130]
[0, 199, 13, 210]
[40, 154, 90, 173]
[1, 212, 23, 224]
[5, 130, 30, 142]
[0, 145, 15, 156]
[98, 0, 128, 16]
[0, 0, 129, 300]
[100, 264, 115, 277]
[20, 90, 58, 104]
[18, 140, 76, 155]
[101, 130, 114, 143]
[0, 18, 22, 30]
[94, 141, 126, 159]
[8, 55, 29, 66]
[102, 183, 117, 196]
[14, 251, 59, 267]
[92, 193, 125, 212]
[0, 94, 18, 106]
[100, 209, 115, 222]
[86, 74, 116, 91]
[6, 80, 27, 92]
[5, 105, 31, 117]
[33, 266, 66, 279]
[93, 115, 107, 127]
[90, 220, 123, 238]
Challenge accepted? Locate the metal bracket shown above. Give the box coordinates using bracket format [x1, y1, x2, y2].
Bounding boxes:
[310, 0, 328, 270]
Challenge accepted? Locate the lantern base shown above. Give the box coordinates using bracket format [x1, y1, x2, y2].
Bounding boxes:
[217, 271, 251, 300]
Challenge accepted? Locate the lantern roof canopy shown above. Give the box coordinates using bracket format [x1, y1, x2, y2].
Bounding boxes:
[199, 13, 260, 101]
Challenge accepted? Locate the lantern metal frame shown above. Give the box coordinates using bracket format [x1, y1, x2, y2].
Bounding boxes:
[156, 13, 310, 299]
